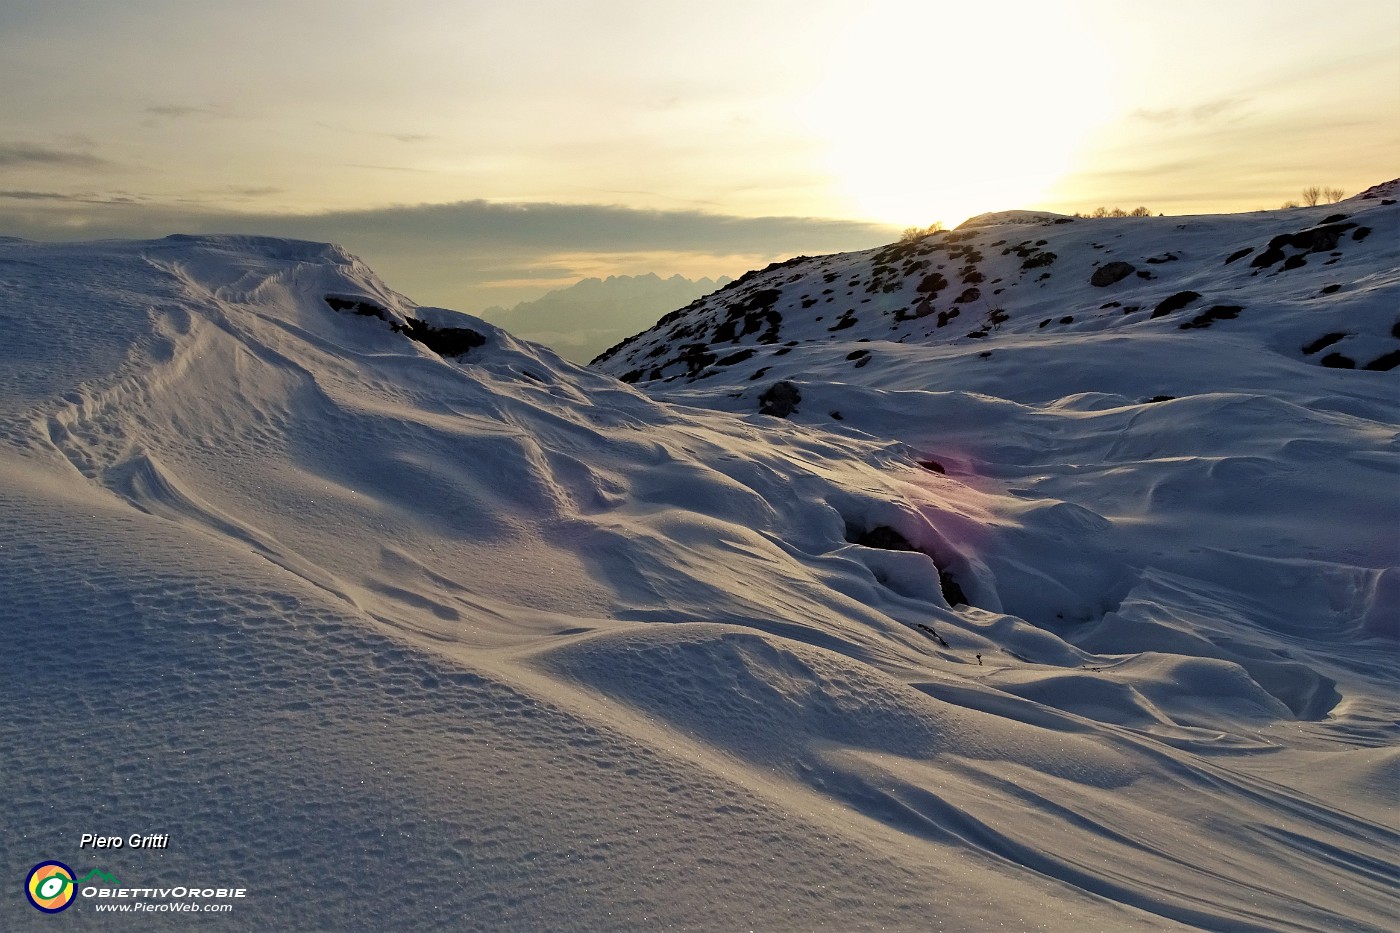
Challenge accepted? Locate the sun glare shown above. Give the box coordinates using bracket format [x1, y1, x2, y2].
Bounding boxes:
[803, 2, 1117, 227]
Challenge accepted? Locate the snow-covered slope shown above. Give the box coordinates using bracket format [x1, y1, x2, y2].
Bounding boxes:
[1, 225, 1396, 931]
[594, 189, 1399, 386]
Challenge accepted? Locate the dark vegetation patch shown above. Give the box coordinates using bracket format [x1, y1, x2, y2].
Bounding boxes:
[715, 255, 812, 295]
[1021, 251, 1057, 270]
[1301, 332, 1346, 355]
[1090, 261, 1136, 287]
[1150, 290, 1201, 319]
[954, 287, 981, 304]
[675, 342, 717, 377]
[828, 310, 858, 331]
[917, 272, 949, 295]
[715, 348, 756, 367]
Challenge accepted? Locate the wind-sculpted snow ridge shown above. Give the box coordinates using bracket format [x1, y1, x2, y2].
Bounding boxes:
[1, 232, 1396, 931]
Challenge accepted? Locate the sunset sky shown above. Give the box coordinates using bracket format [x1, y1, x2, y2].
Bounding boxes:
[2, 0, 1396, 310]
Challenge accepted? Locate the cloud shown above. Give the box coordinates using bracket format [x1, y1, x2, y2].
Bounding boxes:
[143, 103, 240, 120]
[0, 197, 896, 312]
[1132, 98, 1248, 127]
[0, 142, 112, 169]
[314, 122, 436, 144]
[0, 190, 83, 201]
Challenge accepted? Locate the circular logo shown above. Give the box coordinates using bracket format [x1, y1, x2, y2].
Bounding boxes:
[26, 861, 76, 913]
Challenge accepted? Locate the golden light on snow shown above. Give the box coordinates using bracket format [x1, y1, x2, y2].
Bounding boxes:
[803, 1, 1118, 227]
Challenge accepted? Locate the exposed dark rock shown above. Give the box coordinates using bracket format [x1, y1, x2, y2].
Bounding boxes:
[939, 572, 970, 608]
[1090, 261, 1136, 287]
[1059, 316, 1074, 325]
[397, 318, 487, 357]
[1283, 254, 1308, 270]
[1320, 284, 1341, 295]
[1353, 226, 1372, 242]
[758, 380, 801, 417]
[1021, 251, 1057, 270]
[1301, 332, 1347, 355]
[852, 525, 916, 551]
[1150, 290, 1201, 319]
[325, 295, 390, 319]
[1269, 222, 1357, 254]
[1321, 213, 1349, 224]
[914, 623, 950, 647]
[954, 287, 981, 304]
[916, 458, 945, 473]
[1224, 247, 1255, 265]
[325, 295, 486, 358]
[1363, 350, 1400, 371]
[828, 311, 858, 331]
[1179, 305, 1243, 330]
[1320, 353, 1356, 369]
[1146, 395, 1176, 403]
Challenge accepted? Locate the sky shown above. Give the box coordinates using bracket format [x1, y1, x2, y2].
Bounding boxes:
[1, 0, 1397, 312]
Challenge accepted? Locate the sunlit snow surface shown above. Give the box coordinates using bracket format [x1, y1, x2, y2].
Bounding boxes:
[2, 197, 1396, 930]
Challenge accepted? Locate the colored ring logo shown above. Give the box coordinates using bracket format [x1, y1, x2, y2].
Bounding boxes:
[26, 861, 76, 913]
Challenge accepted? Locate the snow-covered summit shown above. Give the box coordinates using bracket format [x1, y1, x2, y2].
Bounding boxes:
[957, 208, 1077, 228]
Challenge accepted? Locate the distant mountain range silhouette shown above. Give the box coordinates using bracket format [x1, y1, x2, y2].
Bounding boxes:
[482, 272, 730, 362]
